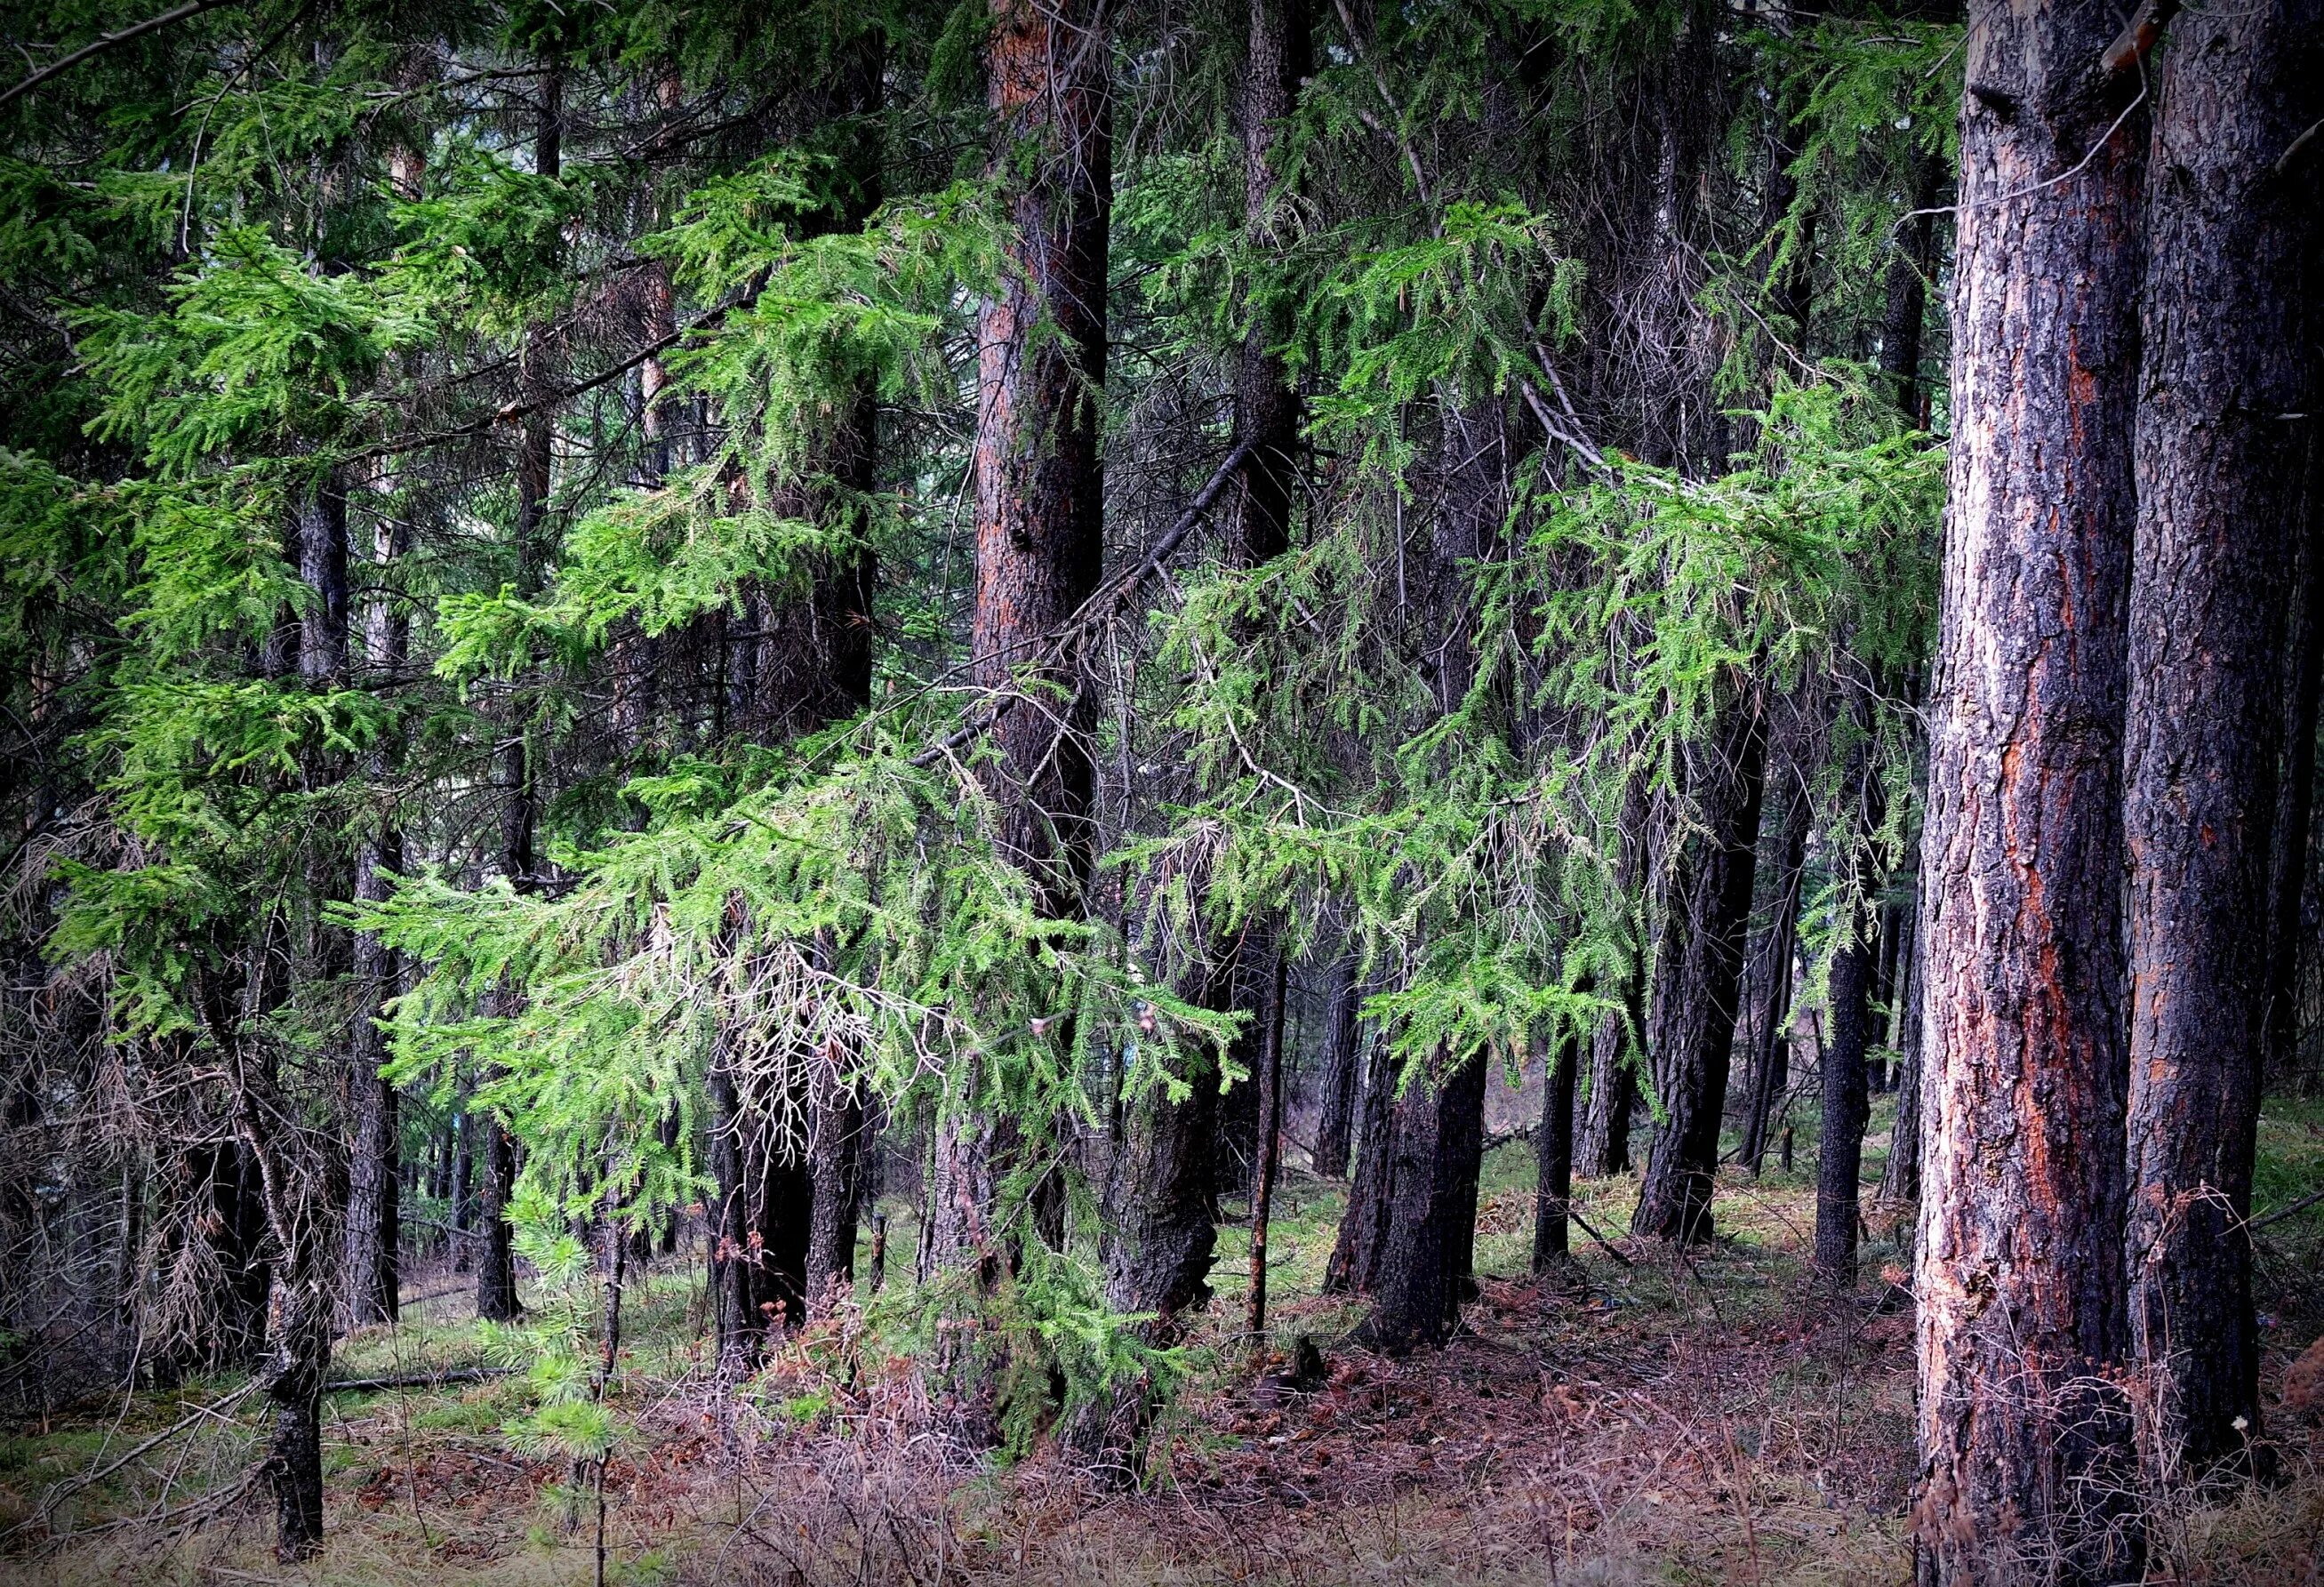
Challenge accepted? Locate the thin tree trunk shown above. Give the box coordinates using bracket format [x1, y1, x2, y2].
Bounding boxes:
[1632, 680, 1767, 1244]
[1911, 2, 2148, 1572]
[1814, 702, 1885, 1289]
[1310, 951, 1361, 1176]
[2265, 459, 2323, 1089]
[475, 62, 562, 1327]
[2123, 0, 2319, 1487]
[1246, 949, 1287, 1355]
[1875, 883, 1924, 1216]
[1578, 764, 1652, 1178]
[1531, 1013, 1583, 1270]
[1742, 779, 1810, 1175]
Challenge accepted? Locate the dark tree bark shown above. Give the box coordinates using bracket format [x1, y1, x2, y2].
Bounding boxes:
[475, 62, 563, 1327]
[705, 1035, 759, 1375]
[1352, 1047, 1487, 1354]
[340, 831, 400, 1327]
[1814, 702, 1886, 1289]
[2264, 469, 2323, 1088]
[1632, 680, 1767, 1244]
[475, 1114, 522, 1322]
[1875, 877, 1924, 1215]
[1310, 951, 1361, 1176]
[924, 0, 1111, 1282]
[1531, 1012, 1583, 1270]
[2122, 0, 2320, 1486]
[1322, 1029, 1396, 1294]
[1911, 2, 2148, 1573]
[803, 1071, 865, 1313]
[1245, 949, 1288, 1351]
[1741, 778, 1809, 1176]
[341, 456, 412, 1329]
[1578, 764, 1653, 1178]
[1879, 151, 1943, 427]
[293, 479, 347, 685]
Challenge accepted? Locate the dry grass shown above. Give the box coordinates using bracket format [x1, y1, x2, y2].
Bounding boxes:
[6, 1095, 2324, 1586]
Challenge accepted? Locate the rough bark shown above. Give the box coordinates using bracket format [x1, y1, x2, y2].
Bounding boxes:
[340, 832, 400, 1327]
[1911, 2, 2147, 1572]
[1879, 151, 1943, 427]
[341, 469, 411, 1329]
[804, 1071, 865, 1314]
[924, 0, 1111, 1284]
[1632, 680, 1767, 1244]
[2264, 461, 2323, 1087]
[1322, 1028, 1397, 1294]
[1310, 951, 1362, 1176]
[1531, 1014, 1582, 1270]
[1814, 709, 1885, 1289]
[1352, 1047, 1487, 1354]
[1578, 765, 1652, 1178]
[2122, 0, 2320, 1486]
[1246, 949, 1288, 1349]
[1741, 779, 1809, 1176]
[1875, 881, 1924, 1214]
[475, 1113, 522, 1323]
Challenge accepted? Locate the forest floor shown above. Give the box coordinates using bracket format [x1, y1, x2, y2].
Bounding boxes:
[6, 1094, 2324, 1586]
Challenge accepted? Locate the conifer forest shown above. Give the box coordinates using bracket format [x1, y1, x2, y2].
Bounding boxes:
[7, 0, 2324, 1581]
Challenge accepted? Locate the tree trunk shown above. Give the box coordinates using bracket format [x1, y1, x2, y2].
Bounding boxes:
[1352, 1046, 1487, 1354]
[1322, 1028, 1397, 1294]
[2123, 0, 2319, 1487]
[1814, 709, 1885, 1289]
[1911, 2, 2147, 1572]
[1531, 1013, 1582, 1270]
[1875, 881, 1924, 1215]
[341, 470, 411, 1328]
[1310, 951, 1361, 1176]
[1632, 679, 1767, 1244]
[706, 1034, 761, 1375]
[2264, 456, 2323, 1089]
[475, 1114, 522, 1322]
[924, 0, 1111, 1283]
[803, 1071, 864, 1315]
[1246, 949, 1288, 1352]
[1578, 764, 1653, 1178]
[340, 834, 400, 1327]
[1879, 150, 1943, 427]
[1742, 777, 1810, 1175]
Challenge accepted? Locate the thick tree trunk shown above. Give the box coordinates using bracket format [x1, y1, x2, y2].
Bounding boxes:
[1911, 3, 2147, 1573]
[1353, 1047, 1487, 1354]
[1814, 710, 1885, 1289]
[803, 1072, 864, 1314]
[1310, 951, 1361, 1176]
[1741, 777, 1809, 1175]
[1323, 1029, 1397, 1294]
[924, 0, 1111, 1283]
[1632, 680, 1767, 1244]
[2123, 0, 2320, 1487]
[1531, 1014, 1582, 1270]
